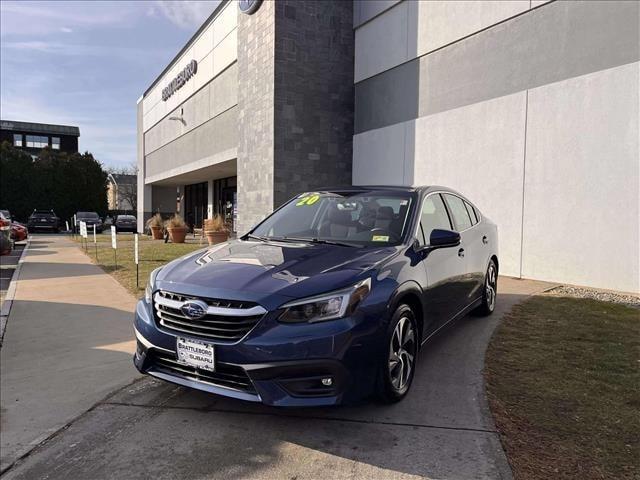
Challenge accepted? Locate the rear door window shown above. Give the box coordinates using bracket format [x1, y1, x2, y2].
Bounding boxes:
[464, 201, 478, 225]
[419, 194, 452, 245]
[443, 194, 472, 231]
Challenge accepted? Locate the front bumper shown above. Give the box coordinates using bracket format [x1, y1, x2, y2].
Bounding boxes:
[133, 297, 386, 407]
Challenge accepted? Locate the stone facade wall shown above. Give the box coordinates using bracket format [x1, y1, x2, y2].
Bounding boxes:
[273, 0, 354, 207]
[236, 1, 276, 234]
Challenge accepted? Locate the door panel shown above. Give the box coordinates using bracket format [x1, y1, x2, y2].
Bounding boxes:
[442, 194, 479, 309]
[422, 246, 468, 331]
[417, 194, 468, 330]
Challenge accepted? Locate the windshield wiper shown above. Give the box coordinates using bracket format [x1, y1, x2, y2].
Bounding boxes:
[281, 237, 358, 248]
[245, 234, 269, 242]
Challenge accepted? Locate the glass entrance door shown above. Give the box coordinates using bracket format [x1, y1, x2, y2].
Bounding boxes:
[184, 182, 207, 230]
[213, 176, 237, 233]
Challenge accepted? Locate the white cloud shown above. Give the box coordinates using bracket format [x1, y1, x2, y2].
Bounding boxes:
[155, 1, 219, 29]
[60, 27, 73, 33]
[0, 1, 144, 37]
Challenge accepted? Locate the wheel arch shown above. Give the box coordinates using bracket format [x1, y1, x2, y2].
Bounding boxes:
[389, 281, 425, 346]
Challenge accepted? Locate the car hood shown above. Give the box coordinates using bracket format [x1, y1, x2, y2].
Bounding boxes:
[156, 239, 400, 305]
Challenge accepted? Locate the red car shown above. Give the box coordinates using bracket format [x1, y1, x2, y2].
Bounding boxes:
[11, 222, 28, 242]
[0, 213, 12, 255]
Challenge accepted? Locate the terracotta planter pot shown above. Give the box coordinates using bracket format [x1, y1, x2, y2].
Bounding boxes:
[150, 225, 164, 240]
[205, 230, 229, 245]
[167, 227, 187, 243]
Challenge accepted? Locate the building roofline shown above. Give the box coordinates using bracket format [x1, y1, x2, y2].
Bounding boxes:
[0, 119, 80, 137]
[143, 0, 230, 99]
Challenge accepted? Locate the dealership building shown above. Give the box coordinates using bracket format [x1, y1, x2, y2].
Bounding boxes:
[137, 0, 639, 293]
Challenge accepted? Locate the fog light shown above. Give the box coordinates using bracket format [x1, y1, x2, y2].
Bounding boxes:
[321, 377, 333, 386]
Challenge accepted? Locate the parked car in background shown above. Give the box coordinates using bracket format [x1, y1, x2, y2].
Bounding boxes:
[134, 186, 498, 406]
[28, 210, 59, 233]
[0, 210, 12, 221]
[75, 211, 103, 233]
[114, 215, 137, 233]
[0, 212, 13, 255]
[10, 222, 28, 242]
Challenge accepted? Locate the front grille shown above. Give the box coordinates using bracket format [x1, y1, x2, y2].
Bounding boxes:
[148, 349, 256, 393]
[153, 290, 266, 342]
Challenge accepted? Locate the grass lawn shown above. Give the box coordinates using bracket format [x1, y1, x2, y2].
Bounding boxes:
[485, 295, 640, 480]
[74, 233, 205, 297]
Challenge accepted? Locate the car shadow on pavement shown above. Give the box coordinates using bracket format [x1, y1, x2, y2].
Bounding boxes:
[16, 262, 106, 280]
[1, 292, 531, 480]
[13, 249, 54, 257]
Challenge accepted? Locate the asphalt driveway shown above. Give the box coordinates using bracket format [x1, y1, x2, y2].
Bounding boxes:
[1, 235, 554, 479]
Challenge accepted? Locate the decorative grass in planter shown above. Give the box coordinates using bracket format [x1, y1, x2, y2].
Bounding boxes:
[146, 213, 164, 240]
[204, 215, 229, 245]
[165, 214, 188, 243]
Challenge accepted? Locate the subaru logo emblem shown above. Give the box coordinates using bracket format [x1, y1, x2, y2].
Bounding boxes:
[180, 300, 208, 320]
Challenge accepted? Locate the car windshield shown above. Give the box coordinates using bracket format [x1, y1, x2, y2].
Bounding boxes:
[77, 212, 99, 219]
[118, 215, 135, 220]
[250, 191, 415, 247]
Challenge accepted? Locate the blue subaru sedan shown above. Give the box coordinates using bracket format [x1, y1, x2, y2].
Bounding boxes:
[133, 186, 498, 406]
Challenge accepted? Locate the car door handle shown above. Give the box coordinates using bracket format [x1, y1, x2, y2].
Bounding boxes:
[458, 248, 465, 258]
[482, 236, 488, 244]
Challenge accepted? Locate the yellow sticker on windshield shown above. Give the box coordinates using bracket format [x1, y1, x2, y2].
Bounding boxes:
[296, 194, 320, 206]
[372, 235, 389, 242]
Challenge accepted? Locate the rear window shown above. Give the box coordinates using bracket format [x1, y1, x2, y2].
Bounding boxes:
[443, 194, 473, 231]
[118, 215, 135, 220]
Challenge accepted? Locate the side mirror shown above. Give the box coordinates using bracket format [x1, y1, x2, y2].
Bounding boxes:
[429, 229, 460, 248]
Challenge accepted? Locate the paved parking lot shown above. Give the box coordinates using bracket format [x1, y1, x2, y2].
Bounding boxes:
[1, 235, 554, 479]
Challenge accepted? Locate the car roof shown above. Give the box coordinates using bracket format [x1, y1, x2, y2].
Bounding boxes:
[307, 185, 466, 195]
[312, 185, 420, 194]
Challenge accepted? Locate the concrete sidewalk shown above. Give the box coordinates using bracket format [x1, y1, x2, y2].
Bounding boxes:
[0, 235, 140, 472]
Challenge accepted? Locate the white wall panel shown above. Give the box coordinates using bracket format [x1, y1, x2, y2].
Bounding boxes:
[353, 122, 413, 186]
[522, 62, 639, 292]
[408, 1, 528, 59]
[213, 1, 237, 47]
[193, 22, 214, 61]
[213, 28, 237, 77]
[411, 92, 527, 277]
[354, 1, 408, 83]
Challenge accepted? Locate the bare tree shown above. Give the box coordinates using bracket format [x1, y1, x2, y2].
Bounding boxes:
[106, 162, 138, 212]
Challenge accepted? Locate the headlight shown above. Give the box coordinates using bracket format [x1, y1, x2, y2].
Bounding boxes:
[145, 267, 163, 303]
[279, 278, 371, 323]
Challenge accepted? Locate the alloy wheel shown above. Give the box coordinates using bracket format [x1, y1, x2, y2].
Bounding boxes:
[486, 262, 497, 311]
[388, 316, 416, 392]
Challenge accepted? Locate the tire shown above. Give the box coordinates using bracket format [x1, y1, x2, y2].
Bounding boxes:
[474, 259, 498, 316]
[376, 304, 419, 403]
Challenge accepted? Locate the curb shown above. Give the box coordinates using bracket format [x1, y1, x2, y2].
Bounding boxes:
[0, 238, 30, 347]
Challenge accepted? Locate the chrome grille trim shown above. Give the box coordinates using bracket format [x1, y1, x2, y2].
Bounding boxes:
[154, 291, 266, 317]
[153, 290, 266, 341]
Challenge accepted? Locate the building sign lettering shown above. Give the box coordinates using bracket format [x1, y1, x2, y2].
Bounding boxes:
[162, 60, 198, 101]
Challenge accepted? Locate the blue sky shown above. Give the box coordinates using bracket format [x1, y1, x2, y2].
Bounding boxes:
[0, 0, 220, 169]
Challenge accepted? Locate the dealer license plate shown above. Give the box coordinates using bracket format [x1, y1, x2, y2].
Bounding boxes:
[176, 337, 215, 372]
